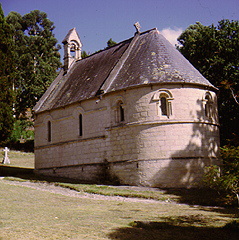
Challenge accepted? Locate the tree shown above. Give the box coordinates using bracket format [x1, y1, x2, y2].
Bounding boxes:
[81, 50, 89, 59]
[107, 38, 117, 47]
[203, 146, 239, 206]
[177, 20, 239, 145]
[0, 4, 15, 143]
[6, 10, 61, 118]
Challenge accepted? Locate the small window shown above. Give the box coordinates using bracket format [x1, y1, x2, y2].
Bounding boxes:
[153, 90, 173, 118]
[113, 98, 126, 124]
[159, 94, 172, 117]
[47, 121, 51, 142]
[160, 97, 168, 116]
[79, 114, 83, 136]
[119, 103, 125, 122]
[205, 93, 213, 119]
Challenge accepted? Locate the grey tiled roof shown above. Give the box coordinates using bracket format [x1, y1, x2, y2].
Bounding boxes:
[34, 28, 216, 113]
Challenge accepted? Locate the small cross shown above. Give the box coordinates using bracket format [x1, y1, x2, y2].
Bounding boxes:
[2, 147, 10, 164]
[134, 22, 141, 33]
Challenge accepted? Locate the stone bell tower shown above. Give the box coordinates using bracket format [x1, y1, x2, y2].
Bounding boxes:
[62, 28, 82, 73]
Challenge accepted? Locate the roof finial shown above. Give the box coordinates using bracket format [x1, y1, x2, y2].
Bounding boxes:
[134, 22, 141, 33]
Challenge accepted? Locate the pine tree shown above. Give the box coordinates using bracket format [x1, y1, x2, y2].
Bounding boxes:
[6, 10, 61, 117]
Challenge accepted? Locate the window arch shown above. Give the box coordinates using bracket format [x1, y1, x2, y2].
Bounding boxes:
[117, 101, 125, 123]
[112, 97, 126, 124]
[204, 92, 213, 119]
[69, 40, 80, 59]
[160, 95, 169, 116]
[73, 106, 85, 137]
[153, 90, 173, 118]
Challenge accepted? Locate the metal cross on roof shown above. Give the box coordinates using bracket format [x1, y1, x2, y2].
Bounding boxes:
[134, 22, 141, 33]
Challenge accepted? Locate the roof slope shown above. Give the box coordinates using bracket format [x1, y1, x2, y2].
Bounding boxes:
[34, 28, 216, 113]
[105, 29, 215, 92]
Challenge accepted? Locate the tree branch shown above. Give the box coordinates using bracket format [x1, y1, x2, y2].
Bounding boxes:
[229, 86, 239, 105]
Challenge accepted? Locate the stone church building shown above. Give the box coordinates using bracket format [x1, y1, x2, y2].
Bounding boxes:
[33, 25, 220, 188]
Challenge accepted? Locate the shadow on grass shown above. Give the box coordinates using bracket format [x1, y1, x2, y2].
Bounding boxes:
[1, 165, 239, 217]
[0, 165, 95, 184]
[108, 220, 239, 240]
[0, 165, 34, 176]
[162, 188, 239, 209]
[163, 188, 223, 206]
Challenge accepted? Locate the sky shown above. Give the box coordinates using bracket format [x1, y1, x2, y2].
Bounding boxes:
[1, 0, 239, 61]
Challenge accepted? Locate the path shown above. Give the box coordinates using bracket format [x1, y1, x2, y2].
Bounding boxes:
[1, 179, 166, 203]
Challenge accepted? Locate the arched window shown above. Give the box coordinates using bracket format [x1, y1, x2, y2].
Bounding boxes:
[70, 40, 80, 59]
[47, 121, 51, 142]
[79, 114, 83, 136]
[112, 97, 126, 124]
[119, 102, 125, 122]
[205, 93, 213, 119]
[113, 100, 125, 123]
[152, 90, 173, 118]
[160, 96, 168, 116]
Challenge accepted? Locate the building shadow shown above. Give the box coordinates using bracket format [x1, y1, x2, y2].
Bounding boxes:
[0, 165, 34, 177]
[149, 96, 222, 202]
[107, 220, 239, 240]
[0, 165, 92, 184]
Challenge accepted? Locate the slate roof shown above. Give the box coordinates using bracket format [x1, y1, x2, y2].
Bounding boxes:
[34, 28, 216, 113]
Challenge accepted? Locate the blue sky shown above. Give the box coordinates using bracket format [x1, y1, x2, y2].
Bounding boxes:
[1, 0, 239, 60]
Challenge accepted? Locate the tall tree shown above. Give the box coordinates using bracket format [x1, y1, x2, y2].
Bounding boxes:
[0, 4, 15, 143]
[6, 10, 61, 117]
[177, 20, 239, 145]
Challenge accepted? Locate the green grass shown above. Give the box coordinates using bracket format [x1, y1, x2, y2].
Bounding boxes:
[3, 177, 178, 202]
[55, 183, 174, 201]
[1, 151, 239, 239]
[0, 181, 238, 240]
[0, 149, 34, 168]
[0, 150, 229, 206]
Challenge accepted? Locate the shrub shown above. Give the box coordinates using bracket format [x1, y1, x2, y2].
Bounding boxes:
[203, 146, 239, 206]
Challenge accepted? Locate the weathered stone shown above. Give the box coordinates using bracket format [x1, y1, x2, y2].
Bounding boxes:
[34, 27, 220, 188]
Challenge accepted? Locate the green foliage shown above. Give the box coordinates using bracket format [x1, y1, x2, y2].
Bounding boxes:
[107, 38, 117, 47]
[203, 146, 239, 206]
[81, 50, 89, 59]
[54, 183, 170, 201]
[178, 20, 239, 145]
[0, 4, 15, 143]
[6, 10, 61, 118]
[9, 119, 34, 143]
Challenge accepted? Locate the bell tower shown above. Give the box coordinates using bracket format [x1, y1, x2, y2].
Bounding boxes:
[62, 28, 82, 73]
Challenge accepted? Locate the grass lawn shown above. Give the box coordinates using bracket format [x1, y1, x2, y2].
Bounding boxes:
[0, 150, 239, 239]
[1, 149, 34, 168]
[0, 181, 239, 240]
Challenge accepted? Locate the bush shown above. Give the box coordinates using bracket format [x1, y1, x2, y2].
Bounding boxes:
[203, 146, 239, 206]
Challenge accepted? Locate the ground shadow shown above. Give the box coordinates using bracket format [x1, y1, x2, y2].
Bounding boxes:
[163, 187, 226, 206]
[107, 220, 239, 240]
[0, 165, 34, 177]
[0, 165, 92, 184]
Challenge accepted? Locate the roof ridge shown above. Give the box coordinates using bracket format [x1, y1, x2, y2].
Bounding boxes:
[74, 28, 157, 62]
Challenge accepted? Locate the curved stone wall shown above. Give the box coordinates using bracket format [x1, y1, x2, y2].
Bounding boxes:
[34, 84, 220, 187]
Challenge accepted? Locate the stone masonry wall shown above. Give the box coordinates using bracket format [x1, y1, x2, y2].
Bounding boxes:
[34, 84, 220, 187]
